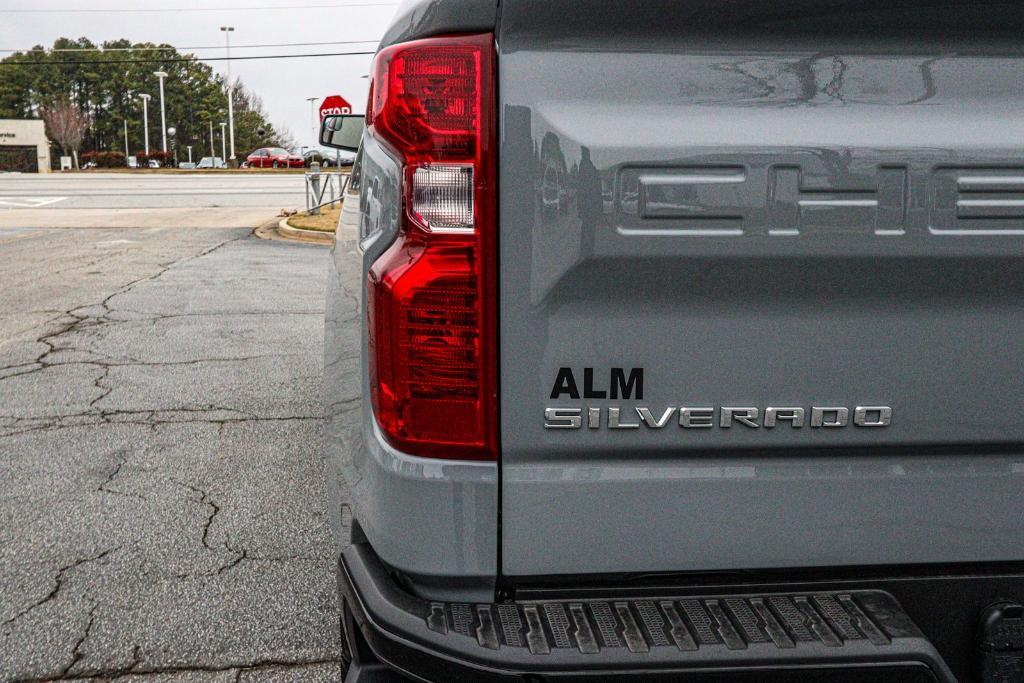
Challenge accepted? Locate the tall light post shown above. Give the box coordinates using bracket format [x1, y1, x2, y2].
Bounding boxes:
[220, 122, 227, 164]
[153, 70, 169, 152]
[139, 93, 151, 156]
[208, 119, 215, 156]
[220, 26, 236, 164]
[306, 96, 318, 148]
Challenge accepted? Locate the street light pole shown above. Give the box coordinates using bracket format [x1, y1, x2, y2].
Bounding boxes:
[306, 96, 318, 148]
[123, 119, 129, 156]
[139, 93, 151, 156]
[220, 26, 236, 164]
[154, 70, 169, 152]
[220, 122, 227, 164]
[208, 120, 215, 156]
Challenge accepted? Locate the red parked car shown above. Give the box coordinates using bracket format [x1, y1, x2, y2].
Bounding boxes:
[245, 147, 304, 168]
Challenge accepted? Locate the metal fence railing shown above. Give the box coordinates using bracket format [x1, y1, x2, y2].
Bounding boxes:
[304, 165, 350, 215]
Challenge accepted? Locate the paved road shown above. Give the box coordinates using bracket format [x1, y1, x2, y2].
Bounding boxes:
[0, 227, 346, 681]
[0, 173, 309, 229]
[0, 173, 305, 209]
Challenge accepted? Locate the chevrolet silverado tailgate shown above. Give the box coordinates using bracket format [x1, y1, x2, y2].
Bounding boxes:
[498, 0, 1024, 577]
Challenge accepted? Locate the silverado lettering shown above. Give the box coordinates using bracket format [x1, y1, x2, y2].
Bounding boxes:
[544, 405, 892, 429]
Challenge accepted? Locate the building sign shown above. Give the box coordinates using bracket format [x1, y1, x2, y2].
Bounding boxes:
[0, 119, 50, 173]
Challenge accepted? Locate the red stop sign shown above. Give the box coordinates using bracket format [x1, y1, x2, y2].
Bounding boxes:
[319, 95, 353, 121]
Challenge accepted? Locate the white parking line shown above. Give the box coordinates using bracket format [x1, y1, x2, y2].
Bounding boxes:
[0, 196, 68, 208]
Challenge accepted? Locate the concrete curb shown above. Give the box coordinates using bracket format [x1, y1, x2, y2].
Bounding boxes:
[258, 218, 333, 246]
[254, 219, 290, 242]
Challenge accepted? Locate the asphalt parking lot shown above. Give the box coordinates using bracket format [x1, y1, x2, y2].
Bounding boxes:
[0, 223, 346, 680]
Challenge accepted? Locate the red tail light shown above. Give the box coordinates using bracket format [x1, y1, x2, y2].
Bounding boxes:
[366, 34, 496, 460]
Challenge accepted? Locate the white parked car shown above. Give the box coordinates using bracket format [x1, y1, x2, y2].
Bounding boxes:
[196, 156, 226, 169]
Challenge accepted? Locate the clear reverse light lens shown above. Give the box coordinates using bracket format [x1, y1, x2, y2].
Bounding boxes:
[411, 164, 474, 232]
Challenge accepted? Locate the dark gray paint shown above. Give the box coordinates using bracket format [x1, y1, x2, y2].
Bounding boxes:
[498, 0, 1024, 48]
[498, 2, 1024, 575]
[381, 0, 498, 49]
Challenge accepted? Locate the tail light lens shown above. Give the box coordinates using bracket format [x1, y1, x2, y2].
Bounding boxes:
[366, 34, 496, 460]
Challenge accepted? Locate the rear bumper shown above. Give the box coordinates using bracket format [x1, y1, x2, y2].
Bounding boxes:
[338, 543, 956, 682]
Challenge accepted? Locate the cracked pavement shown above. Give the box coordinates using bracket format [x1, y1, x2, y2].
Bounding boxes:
[0, 227, 344, 681]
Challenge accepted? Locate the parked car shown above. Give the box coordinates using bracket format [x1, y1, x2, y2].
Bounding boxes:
[303, 147, 356, 168]
[178, 162, 197, 169]
[245, 147, 303, 168]
[195, 156, 226, 169]
[319, 2, 1024, 682]
[303, 148, 332, 167]
[147, 159, 161, 169]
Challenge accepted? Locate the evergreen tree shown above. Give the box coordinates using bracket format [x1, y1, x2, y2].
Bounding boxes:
[0, 39, 294, 160]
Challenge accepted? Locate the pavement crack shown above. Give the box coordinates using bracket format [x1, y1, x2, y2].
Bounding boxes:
[0, 405, 320, 438]
[60, 601, 98, 677]
[169, 480, 269, 577]
[172, 479, 220, 552]
[0, 363, 44, 381]
[101, 232, 250, 313]
[88, 364, 113, 408]
[12, 657, 347, 682]
[326, 396, 360, 415]
[216, 546, 250, 575]
[3, 547, 117, 628]
[2, 230, 251, 390]
[96, 450, 143, 500]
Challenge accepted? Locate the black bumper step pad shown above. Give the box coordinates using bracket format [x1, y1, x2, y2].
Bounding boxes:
[428, 591, 914, 655]
[340, 545, 956, 681]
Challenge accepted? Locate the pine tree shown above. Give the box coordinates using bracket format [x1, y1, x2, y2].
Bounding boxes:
[0, 39, 294, 163]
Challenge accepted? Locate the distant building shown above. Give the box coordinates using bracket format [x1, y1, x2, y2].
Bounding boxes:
[0, 119, 50, 173]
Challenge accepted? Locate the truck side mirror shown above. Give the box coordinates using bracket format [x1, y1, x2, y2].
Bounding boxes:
[320, 114, 364, 152]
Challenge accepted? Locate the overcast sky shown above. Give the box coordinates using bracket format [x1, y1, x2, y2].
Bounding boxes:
[0, 0, 400, 150]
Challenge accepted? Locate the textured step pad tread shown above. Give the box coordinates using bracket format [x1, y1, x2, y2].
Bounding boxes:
[426, 590, 919, 656]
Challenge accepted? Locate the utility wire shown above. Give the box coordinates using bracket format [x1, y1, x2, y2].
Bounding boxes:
[0, 50, 376, 66]
[0, 2, 398, 12]
[0, 40, 380, 54]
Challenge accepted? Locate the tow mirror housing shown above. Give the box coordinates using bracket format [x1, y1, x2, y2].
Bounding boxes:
[320, 114, 364, 152]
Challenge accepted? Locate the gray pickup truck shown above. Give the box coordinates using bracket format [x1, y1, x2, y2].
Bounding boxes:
[322, 2, 1024, 680]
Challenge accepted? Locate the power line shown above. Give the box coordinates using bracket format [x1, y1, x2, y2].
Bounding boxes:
[0, 50, 376, 66]
[0, 40, 380, 54]
[0, 2, 398, 13]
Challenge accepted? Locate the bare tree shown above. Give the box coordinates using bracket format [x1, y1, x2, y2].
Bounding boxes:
[41, 101, 89, 169]
[230, 79, 296, 151]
